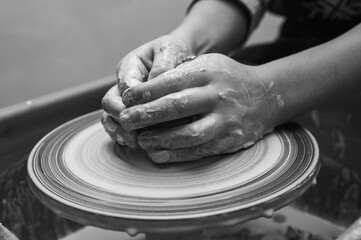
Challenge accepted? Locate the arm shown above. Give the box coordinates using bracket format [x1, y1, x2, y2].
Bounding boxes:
[171, 0, 249, 55]
[171, 0, 269, 55]
[259, 23, 361, 124]
[117, 23, 361, 163]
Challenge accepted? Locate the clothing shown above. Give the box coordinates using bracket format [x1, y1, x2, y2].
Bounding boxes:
[237, 0, 361, 39]
[270, 0, 361, 39]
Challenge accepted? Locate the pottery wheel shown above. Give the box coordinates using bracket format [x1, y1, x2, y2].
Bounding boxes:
[28, 110, 319, 234]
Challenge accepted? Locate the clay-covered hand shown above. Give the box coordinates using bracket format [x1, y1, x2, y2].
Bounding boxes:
[102, 35, 194, 148]
[116, 35, 195, 94]
[118, 54, 284, 163]
[101, 85, 139, 148]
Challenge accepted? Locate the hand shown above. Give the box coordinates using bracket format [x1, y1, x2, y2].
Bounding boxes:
[102, 35, 195, 148]
[101, 85, 138, 148]
[118, 54, 284, 163]
[116, 35, 195, 94]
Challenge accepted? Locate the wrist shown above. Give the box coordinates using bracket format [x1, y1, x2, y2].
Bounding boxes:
[170, 27, 215, 56]
[171, 0, 249, 56]
[252, 64, 289, 126]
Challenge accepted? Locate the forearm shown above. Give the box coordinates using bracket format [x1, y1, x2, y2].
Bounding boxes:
[170, 0, 249, 56]
[259, 23, 361, 124]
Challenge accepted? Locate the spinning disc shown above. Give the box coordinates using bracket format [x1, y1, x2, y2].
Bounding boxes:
[28, 111, 319, 234]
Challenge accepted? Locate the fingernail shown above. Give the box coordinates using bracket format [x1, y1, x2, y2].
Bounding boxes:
[149, 150, 170, 163]
[243, 141, 255, 148]
[101, 97, 110, 113]
[119, 112, 131, 128]
[104, 117, 117, 132]
[119, 110, 141, 130]
[127, 139, 139, 149]
[122, 89, 134, 106]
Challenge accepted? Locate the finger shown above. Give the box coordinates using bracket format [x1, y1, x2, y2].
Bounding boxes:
[119, 87, 217, 130]
[116, 47, 153, 94]
[101, 85, 125, 120]
[138, 113, 223, 149]
[146, 133, 246, 164]
[101, 112, 117, 141]
[122, 67, 207, 107]
[101, 112, 139, 148]
[148, 41, 184, 79]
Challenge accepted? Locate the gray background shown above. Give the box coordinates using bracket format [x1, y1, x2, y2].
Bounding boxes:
[0, 0, 283, 108]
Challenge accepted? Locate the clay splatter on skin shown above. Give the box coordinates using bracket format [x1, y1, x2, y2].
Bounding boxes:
[276, 94, 284, 108]
[178, 54, 196, 65]
[154, 39, 195, 71]
[120, 96, 187, 130]
[263, 80, 284, 110]
[122, 90, 134, 106]
[218, 92, 227, 100]
[142, 91, 151, 100]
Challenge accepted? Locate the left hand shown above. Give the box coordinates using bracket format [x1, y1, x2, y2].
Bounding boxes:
[101, 85, 139, 148]
[119, 54, 284, 163]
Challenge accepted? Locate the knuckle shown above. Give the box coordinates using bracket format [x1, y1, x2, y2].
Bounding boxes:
[150, 66, 169, 78]
[167, 92, 189, 110]
[164, 70, 184, 88]
[118, 81, 128, 94]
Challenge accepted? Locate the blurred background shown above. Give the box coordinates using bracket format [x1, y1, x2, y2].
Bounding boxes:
[0, 0, 283, 109]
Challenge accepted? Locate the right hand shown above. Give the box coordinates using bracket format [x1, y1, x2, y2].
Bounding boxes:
[117, 53, 282, 163]
[102, 35, 195, 148]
